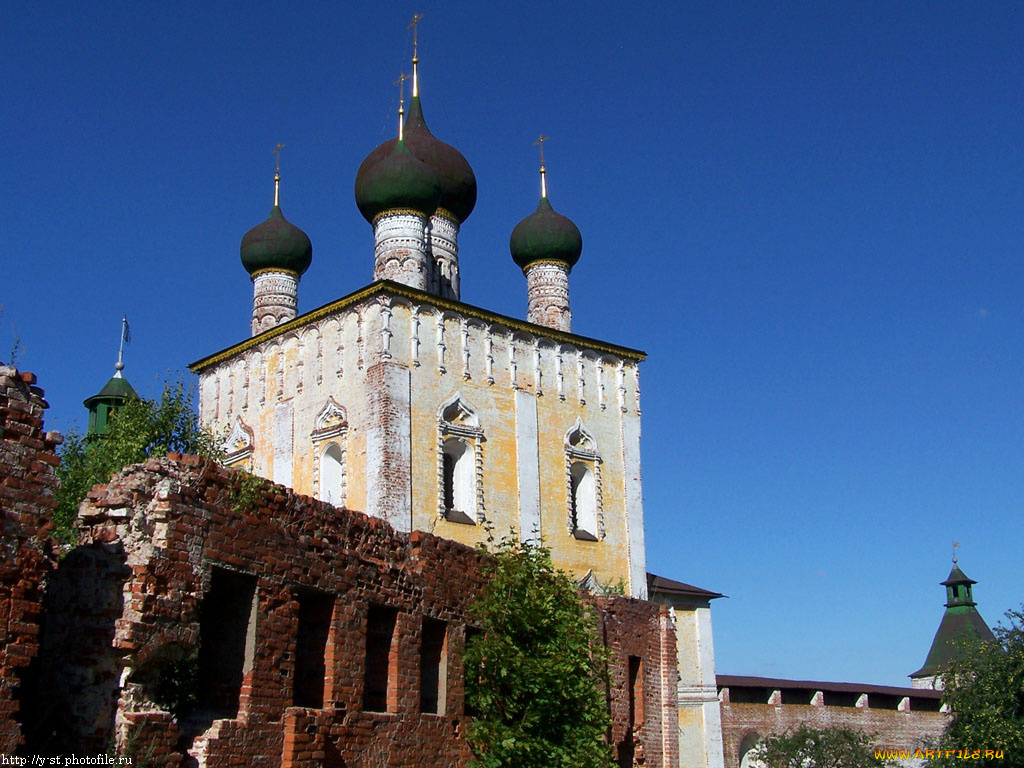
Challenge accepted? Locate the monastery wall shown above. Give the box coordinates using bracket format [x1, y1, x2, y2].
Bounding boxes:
[0, 367, 60, 752]
[196, 283, 647, 596]
[717, 678, 947, 767]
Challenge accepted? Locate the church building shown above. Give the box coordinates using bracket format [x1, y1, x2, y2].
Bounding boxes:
[190, 40, 649, 599]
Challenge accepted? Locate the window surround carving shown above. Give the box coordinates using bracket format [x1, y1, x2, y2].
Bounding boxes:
[311, 397, 348, 506]
[565, 418, 603, 540]
[437, 393, 485, 524]
[224, 416, 254, 466]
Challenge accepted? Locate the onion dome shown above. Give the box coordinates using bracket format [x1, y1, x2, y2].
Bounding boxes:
[354, 138, 441, 223]
[510, 196, 583, 270]
[354, 97, 476, 224]
[240, 204, 312, 276]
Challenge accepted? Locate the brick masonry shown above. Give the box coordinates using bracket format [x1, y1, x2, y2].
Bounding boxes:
[1, 371, 678, 768]
[717, 677, 947, 767]
[0, 367, 61, 752]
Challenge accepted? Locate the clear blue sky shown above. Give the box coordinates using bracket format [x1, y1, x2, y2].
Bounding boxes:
[4, 1, 1022, 686]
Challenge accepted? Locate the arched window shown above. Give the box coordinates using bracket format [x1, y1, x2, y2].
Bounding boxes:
[570, 462, 598, 540]
[437, 394, 485, 524]
[565, 419, 603, 540]
[739, 733, 764, 768]
[320, 443, 344, 505]
[311, 397, 347, 506]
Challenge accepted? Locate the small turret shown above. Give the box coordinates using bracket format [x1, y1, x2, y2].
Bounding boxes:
[84, 317, 138, 436]
[910, 547, 997, 690]
[241, 145, 313, 336]
[509, 137, 582, 333]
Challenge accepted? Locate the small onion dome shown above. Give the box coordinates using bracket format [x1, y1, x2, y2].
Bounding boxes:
[240, 205, 313, 276]
[354, 138, 441, 224]
[509, 197, 583, 271]
[355, 97, 477, 223]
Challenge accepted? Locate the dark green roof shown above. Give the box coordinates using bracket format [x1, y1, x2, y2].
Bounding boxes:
[83, 374, 138, 409]
[509, 196, 583, 270]
[911, 605, 996, 678]
[942, 564, 976, 587]
[240, 205, 313, 276]
[354, 139, 440, 223]
[355, 96, 477, 223]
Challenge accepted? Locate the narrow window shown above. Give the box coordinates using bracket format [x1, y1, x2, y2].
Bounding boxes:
[420, 618, 448, 714]
[364, 604, 398, 712]
[319, 442, 344, 505]
[442, 438, 474, 524]
[628, 655, 644, 726]
[294, 590, 334, 708]
[570, 462, 598, 540]
[196, 567, 258, 719]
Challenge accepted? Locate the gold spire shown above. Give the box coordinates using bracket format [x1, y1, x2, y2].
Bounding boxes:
[533, 134, 549, 198]
[272, 143, 285, 206]
[408, 13, 423, 98]
[394, 72, 410, 140]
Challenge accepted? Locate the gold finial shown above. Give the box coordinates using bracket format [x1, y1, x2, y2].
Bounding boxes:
[272, 143, 286, 206]
[953, 541, 960, 565]
[408, 13, 424, 97]
[533, 134, 550, 198]
[394, 72, 410, 140]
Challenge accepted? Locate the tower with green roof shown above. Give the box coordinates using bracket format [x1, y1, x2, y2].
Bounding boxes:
[84, 318, 138, 437]
[509, 137, 583, 333]
[241, 146, 313, 336]
[910, 552, 997, 689]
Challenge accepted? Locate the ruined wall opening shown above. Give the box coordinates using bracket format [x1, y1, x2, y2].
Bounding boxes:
[363, 604, 398, 712]
[617, 655, 644, 768]
[195, 567, 257, 719]
[419, 618, 448, 714]
[294, 590, 334, 708]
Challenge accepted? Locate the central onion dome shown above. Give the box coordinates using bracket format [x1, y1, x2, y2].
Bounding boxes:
[354, 138, 441, 223]
[354, 95, 477, 224]
[509, 196, 583, 270]
[240, 204, 312, 276]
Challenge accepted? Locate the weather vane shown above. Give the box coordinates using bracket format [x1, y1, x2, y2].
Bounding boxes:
[394, 72, 410, 139]
[953, 541, 960, 564]
[272, 143, 285, 205]
[533, 135, 550, 197]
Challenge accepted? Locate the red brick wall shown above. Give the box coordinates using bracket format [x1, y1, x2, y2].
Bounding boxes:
[0, 367, 60, 751]
[719, 690, 947, 767]
[59, 454, 677, 767]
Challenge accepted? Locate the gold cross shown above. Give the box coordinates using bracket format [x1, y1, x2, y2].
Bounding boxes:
[272, 143, 286, 173]
[533, 134, 549, 165]
[408, 13, 424, 55]
[394, 72, 410, 100]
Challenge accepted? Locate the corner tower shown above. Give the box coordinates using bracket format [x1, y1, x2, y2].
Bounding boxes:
[910, 550, 997, 689]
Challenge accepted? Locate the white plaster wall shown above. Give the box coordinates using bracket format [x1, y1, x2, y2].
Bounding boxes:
[515, 389, 541, 541]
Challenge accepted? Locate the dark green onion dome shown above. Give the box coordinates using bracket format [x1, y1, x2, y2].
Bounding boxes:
[354, 96, 477, 223]
[509, 197, 583, 270]
[240, 205, 313, 276]
[354, 138, 441, 224]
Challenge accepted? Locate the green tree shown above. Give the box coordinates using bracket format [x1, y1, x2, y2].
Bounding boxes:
[936, 606, 1024, 767]
[464, 536, 613, 768]
[751, 724, 893, 768]
[55, 379, 221, 544]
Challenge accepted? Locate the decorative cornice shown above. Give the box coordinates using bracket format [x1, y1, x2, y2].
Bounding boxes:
[522, 258, 572, 274]
[432, 207, 459, 224]
[250, 267, 300, 280]
[190, 280, 647, 372]
[371, 208, 431, 227]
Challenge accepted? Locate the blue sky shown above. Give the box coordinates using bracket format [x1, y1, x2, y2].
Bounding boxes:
[4, 1, 1022, 686]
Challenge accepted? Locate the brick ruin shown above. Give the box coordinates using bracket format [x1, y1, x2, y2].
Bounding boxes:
[1, 368, 679, 767]
[0, 367, 61, 750]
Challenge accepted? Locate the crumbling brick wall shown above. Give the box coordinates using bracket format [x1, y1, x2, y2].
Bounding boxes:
[57, 454, 677, 768]
[0, 367, 61, 751]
